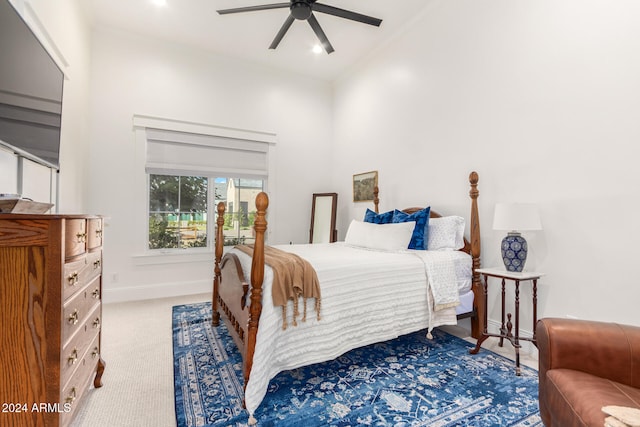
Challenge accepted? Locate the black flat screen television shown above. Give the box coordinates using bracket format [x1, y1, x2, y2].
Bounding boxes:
[0, 0, 64, 169]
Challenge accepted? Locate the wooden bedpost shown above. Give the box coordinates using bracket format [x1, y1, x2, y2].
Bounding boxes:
[468, 171, 483, 339]
[212, 202, 226, 326]
[245, 191, 268, 387]
[373, 186, 380, 214]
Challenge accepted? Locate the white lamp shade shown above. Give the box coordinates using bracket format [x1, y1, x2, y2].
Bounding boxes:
[493, 203, 542, 231]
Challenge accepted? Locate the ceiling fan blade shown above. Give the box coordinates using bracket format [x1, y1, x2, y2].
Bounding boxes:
[313, 3, 382, 27]
[217, 3, 289, 15]
[269, 14, 296, 49]
[307, 14, 334, 54]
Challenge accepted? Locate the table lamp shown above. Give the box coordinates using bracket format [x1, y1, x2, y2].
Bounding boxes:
[493, 203, 542, 272]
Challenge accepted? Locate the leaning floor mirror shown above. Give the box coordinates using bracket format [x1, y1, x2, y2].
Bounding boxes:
[309, 193, 338, 243]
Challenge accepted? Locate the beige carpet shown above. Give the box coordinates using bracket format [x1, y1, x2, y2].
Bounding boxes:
[70, 293, 210, 427]
[70, 293, 538, 427]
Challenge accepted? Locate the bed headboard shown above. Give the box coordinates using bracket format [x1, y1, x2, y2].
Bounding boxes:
[371, 172, 479, 256]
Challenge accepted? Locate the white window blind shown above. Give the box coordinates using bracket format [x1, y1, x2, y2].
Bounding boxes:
[145, 128, 269, 178]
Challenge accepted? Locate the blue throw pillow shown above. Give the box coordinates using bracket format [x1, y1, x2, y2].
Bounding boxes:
[363, 208, 394, 224]
[392, 207, 431, 250]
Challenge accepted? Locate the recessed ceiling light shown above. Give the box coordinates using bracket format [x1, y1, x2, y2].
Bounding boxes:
[312, 44, 323, 54]
[151, 0, 167, 7]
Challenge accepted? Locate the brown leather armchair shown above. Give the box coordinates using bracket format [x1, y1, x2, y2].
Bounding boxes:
[537, 318, 640, 427]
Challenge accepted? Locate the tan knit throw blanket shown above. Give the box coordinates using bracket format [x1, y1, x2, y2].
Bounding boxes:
[235, 245, 321, 329]
[603, 406, 640, 427]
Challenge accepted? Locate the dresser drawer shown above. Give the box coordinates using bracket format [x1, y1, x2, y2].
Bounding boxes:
[62, 276, 101, 344]
[63, 251, 102, 302]
[60, 334, 101, 427]
[61, 305, 101, 387]
[65, 219, 87, 259]
[87, 218, 103, 250]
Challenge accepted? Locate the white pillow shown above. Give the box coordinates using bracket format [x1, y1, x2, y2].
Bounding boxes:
[428, 216, 465, 250]
[344, 220, 414, 251]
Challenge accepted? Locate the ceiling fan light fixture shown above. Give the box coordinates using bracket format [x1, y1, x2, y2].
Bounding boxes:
[290, 2, 312, 20]
[312, 44, 323, 54]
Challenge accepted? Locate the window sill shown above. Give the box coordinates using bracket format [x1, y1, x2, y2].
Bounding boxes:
[132, 250, 213, 266]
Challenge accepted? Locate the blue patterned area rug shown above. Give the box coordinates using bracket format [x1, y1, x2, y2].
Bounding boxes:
[173, 302, 541, 427]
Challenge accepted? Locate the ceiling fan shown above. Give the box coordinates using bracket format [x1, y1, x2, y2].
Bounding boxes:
[217, 0, 382, 54]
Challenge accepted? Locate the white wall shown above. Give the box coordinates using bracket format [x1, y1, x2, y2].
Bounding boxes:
[87, 27, 334, 302]
[20, 158, 55, 203]
[0, 147, 18, 195]
[333, 0, 640, 328]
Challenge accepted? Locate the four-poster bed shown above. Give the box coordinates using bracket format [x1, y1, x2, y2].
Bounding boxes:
[212, 171, 482, 421]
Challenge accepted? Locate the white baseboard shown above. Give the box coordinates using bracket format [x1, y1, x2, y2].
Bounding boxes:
[103, 280, 211, 304]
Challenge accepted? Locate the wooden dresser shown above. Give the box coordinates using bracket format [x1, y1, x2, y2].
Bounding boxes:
[0, 214, 106, 427]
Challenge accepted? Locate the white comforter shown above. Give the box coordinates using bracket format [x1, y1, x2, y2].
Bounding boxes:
[228, 242, 466, 417]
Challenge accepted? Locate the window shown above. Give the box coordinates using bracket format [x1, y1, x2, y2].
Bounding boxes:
[147, 175, 264, 250]
[148, 175, 208, 249]
[134, 115, 275, 253]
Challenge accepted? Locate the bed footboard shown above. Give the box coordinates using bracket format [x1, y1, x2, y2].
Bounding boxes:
[213, 192, 269, 388]
[217, 253, 250, 355]
[212, 201, 251, 367]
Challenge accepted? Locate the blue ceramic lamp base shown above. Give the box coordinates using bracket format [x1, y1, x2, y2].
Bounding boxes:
[501, 232, 528, 272]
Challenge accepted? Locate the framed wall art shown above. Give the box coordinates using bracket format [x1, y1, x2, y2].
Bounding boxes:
[352, 171, 378, 202]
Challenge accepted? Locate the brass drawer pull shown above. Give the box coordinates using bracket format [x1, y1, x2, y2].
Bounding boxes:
[68, 310, 79, 325]
[67, 349, 78, 366]
[91, 288, 100, 299]
[65, 387, 77, 404]
[95, 229, 103, 238]
[92, 317, 101, 328]
[91, 346, 99, 359]
[93, 259, 101, 269]
[76, 232, 87, 243]
[68, 272, 79, 286]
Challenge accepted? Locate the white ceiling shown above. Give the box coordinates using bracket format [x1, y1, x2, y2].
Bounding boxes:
[86, 0, 432, 81]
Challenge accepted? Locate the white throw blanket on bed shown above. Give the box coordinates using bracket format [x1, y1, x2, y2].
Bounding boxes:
[229, 243, 464, 420]
[412, 250, 460, 311]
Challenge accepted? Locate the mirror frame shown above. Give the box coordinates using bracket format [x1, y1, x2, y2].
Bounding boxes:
[309, 193, 338, 244]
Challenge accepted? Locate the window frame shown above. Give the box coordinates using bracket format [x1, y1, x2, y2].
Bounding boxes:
[132, 115, 276, 261]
